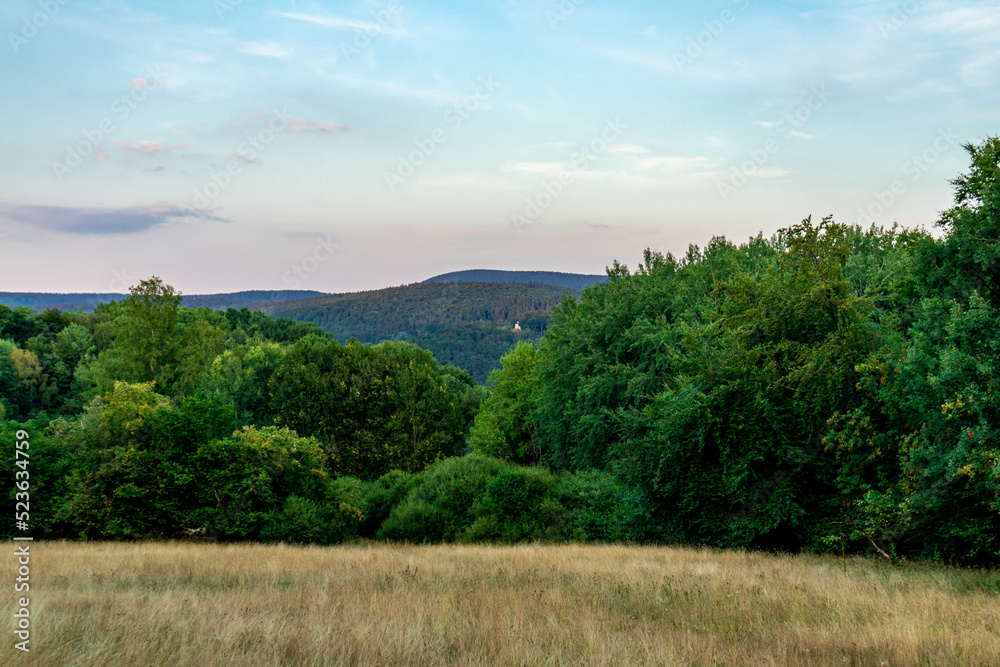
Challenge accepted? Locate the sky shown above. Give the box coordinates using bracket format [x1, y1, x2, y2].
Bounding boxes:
[0, 0, 998, 294]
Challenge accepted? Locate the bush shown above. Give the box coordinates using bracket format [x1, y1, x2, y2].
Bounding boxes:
[358, 470, 421, 538]
[375, 454, 649, 544]
[261, 496, 332, 544]
[377, 454, 509, 541]
[551, 470, 651, 542]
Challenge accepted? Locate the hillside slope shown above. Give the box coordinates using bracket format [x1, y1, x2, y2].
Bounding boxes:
[0, 290, 326, 313]
[263, 281, 574, 381]
[425, 269, 606, 291]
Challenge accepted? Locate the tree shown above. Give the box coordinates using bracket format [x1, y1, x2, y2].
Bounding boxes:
[915, 137, 1000, 306]
[194, 426, 328, 540]
[91, 277, 183, 394]
[469, 341, 540, 464]
[270, 336, 467, 479]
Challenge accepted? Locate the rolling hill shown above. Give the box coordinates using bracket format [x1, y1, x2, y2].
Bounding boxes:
[262, 281, 574, 380]
[424, 269, 606, 290]
[1, 270, 605, 381]
[0, 290, 326, 313]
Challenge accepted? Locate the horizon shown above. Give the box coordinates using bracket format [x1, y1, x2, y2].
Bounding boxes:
[0, 266, 609, 298]
[1, 0, 997, 293]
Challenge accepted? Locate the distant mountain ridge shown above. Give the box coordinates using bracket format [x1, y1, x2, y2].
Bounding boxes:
[0, 290, 326, 312]
[425, 269, 607, 291]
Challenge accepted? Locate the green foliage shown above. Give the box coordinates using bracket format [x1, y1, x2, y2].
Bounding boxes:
[400, 323, 543, 383]
[194, 425, 327, 540]
[378, 454, 649, 543]
[377, 454, 509, 541]
[266, 280, 566, 382]
[90, 277, 184, 395]
[55, 382, 236, 539]
[470, 341, 540, 463]
[270, 336, 467, 479]
[2, 138, 999, 564]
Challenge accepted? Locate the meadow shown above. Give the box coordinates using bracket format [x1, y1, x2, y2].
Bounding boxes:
[3, 542, 999, 666]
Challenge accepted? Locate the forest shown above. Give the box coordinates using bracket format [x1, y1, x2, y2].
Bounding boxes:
[2, 137, 998, 564]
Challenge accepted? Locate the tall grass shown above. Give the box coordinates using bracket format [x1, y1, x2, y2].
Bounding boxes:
[3, 541, 999, 666]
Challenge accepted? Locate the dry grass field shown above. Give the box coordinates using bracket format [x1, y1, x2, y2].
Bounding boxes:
[3, 541, 999, 666]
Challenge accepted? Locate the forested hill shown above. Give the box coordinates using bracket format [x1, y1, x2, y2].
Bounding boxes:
[0, 280, 582, 382]
[425, 269, 606, 290]
[0, 290, 326, 312]
[262, 281, 573, 381]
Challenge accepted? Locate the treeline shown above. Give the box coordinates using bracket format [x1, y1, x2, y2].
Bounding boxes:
[2, 138, 998, 563]
[470, 138, 1000, 564]
[424, 269, 607, 290]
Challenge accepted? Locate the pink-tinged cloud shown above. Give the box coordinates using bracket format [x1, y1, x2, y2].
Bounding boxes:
[130, 78, 156, 88]
[121, 140, 168, 155]
[0, 201, 225, 235]
[227, 152, 261, 164]
[173, 143, 189, 149]
[95, 150, 110, 162]
[288, 117, 348, 133]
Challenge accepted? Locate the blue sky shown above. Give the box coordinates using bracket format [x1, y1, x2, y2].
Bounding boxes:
[0, 0, 997, 293]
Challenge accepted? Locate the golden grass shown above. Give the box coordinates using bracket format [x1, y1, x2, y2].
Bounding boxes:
[2, 541, 999, 666]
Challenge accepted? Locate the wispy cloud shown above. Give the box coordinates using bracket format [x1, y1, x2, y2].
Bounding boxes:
[634, 155, 713, 170]
[0, 202, 222, 235]
[288, 118, 348, 133]
[240, 41, 293, 59]
[121, 140, 168, 155]
[275, 11, 405, 36]
[607, 144, 649, 155]
[501, 162, 565, 173]
[227, 152, 260, 164]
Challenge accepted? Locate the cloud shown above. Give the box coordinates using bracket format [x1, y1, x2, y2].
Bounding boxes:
[240, 41, 293, 59]
[121, 140, 168, 155]
[501, 162, 565, 173]
[143, 166, 165, 173]
[607, 144, 649, 155]
[130, 78, 156, 88]
[634, 155, 713, 170]
[287, 117, 348, 133]
[223, 110, 347, 135]
[0, 202, 223, 236]
[227, 152, 261, 164]
[275, 11, 405, 36]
